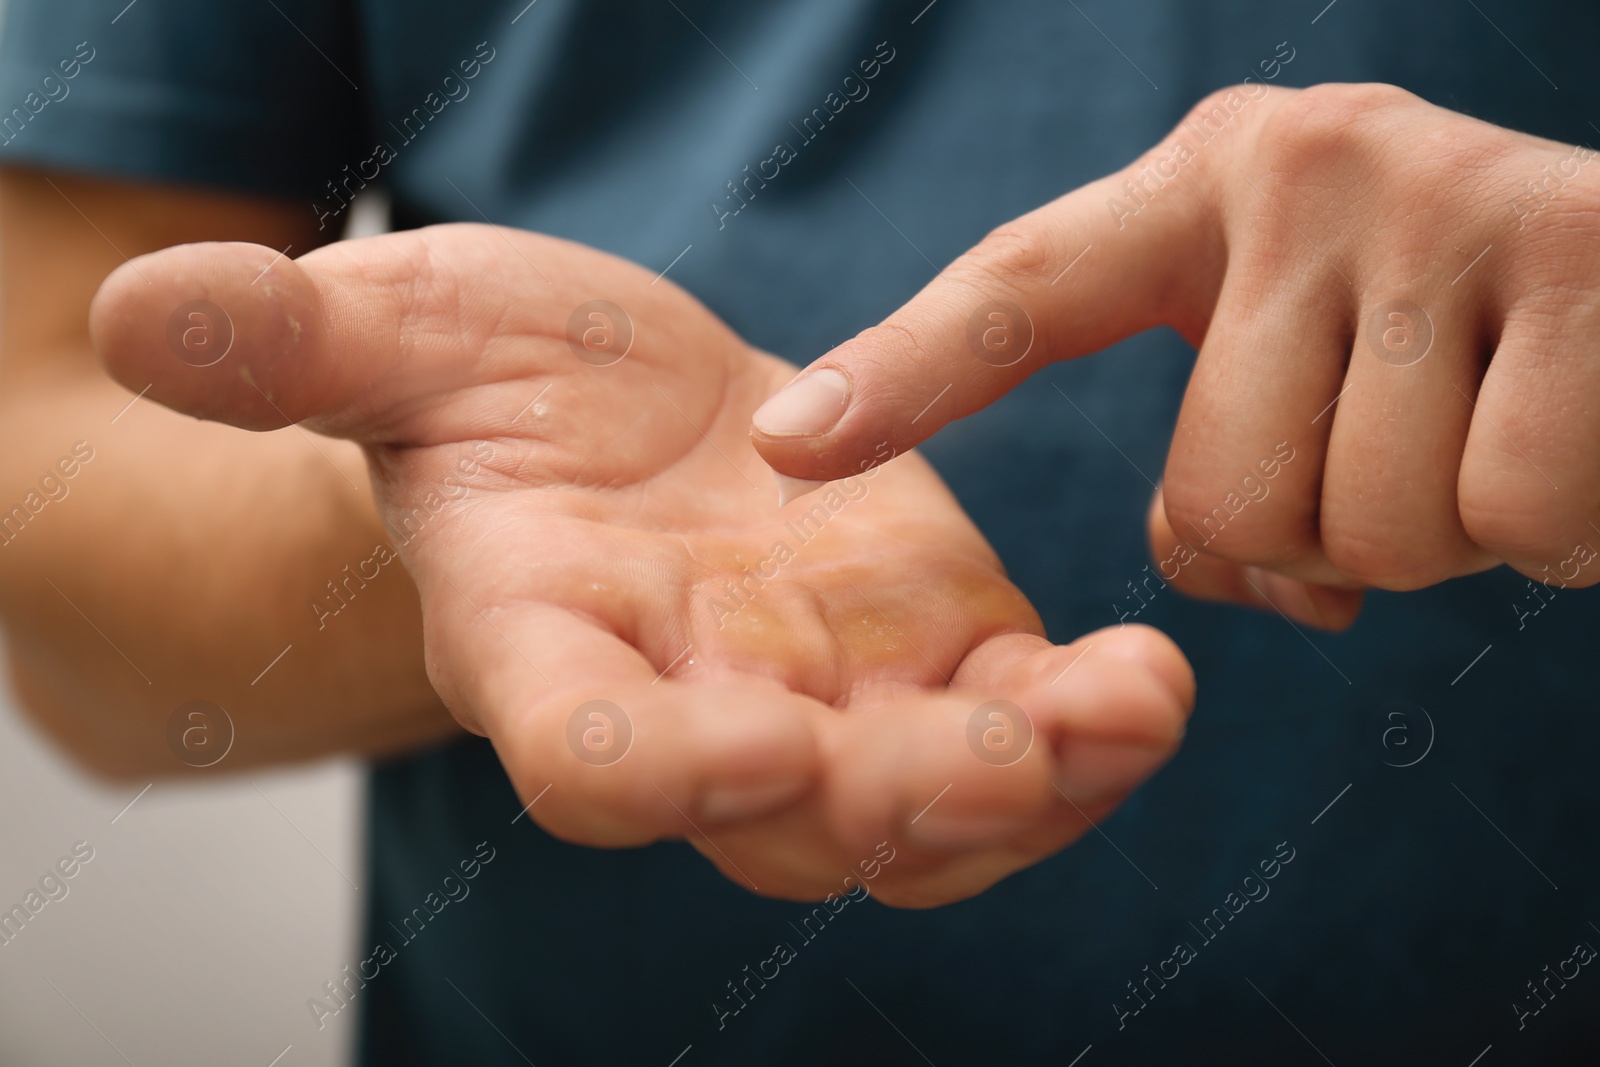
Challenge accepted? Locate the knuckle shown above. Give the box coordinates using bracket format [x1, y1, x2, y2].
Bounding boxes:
[1271, 81, 1416, 134]
[958, 221, 1060, 295]
[846, 320, 965, 411]
[1177, 83, 1286, 139]
[851, 320, 942, 377]
[1254, 82, 1416, 176]
[1320, 526, 1445, 591]
[1178, 87, 1237, 133]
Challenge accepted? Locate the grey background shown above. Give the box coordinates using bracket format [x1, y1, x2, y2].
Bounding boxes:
[0, 659, 364, 1067]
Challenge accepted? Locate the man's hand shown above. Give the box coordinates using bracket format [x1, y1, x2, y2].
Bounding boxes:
[751, 83, 1600, 630]
[90, 224, 1191, 906]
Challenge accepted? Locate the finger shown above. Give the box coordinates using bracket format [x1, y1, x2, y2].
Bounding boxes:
[1458, 302, 1600, 586]
[951, 623, 1193, 705]
[91, 238, 439, 434]
[1319, 284, 1498, 588]
[990, 627, 1192, 808]
[1160, 231, 1351, 587]
[431, 594, 822, 848]
[1147, 487, 1365, 631]
[87, 225, 648, 440]
[748, 89, 1294, 482]
[827, 627, 1191, 859]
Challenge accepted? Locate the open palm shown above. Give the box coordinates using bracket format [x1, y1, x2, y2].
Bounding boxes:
[92, 224, 1191, 906]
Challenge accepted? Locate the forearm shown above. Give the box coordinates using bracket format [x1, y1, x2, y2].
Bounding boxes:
[0, 363, 458, 778]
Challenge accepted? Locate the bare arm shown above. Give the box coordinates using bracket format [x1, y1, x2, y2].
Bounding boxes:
[0, 167, 458, 779]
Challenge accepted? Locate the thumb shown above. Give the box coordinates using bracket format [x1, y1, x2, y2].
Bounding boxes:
[750, 99, 1239, 483]
[89, 231, 517, 440]
[92, 242, 388, 435]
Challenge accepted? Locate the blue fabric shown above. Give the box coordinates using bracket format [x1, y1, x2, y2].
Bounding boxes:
[5, 1, 1600, 1063]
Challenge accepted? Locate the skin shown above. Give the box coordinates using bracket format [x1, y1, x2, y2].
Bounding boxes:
[2, 168, 1192, 907]
[753, 83, 1600, 629]
[0, 169, 450, 776]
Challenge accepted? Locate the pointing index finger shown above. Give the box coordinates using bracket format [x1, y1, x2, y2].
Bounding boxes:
[751, 88, 1263, 484]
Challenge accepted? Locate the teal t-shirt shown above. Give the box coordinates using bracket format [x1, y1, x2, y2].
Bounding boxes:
[5, 1, 1600, 1063]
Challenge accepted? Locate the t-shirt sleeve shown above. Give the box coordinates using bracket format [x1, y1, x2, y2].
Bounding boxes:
[0, 0, 366, 201]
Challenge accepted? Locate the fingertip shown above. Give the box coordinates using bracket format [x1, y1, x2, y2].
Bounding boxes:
[752, 430, 898, 484]
[750, 366, 896, 483]
[1024, 645, 1190, 807]
[968, 630, 1193, 729]
[749, 365, 851, 482]
[999, 638, 1191, 774]
[1092, 623, 1197, 711]
[751, 365, 851, 439]
[90, 241, 326, 430]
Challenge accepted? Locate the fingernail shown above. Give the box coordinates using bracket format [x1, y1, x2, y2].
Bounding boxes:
[906, 813, 1025, 850]
[700, 780, 806, 823]
[1054, 740, 1171, 806]
[752, 368, 850, 438]
[775, 472, 828, 507]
